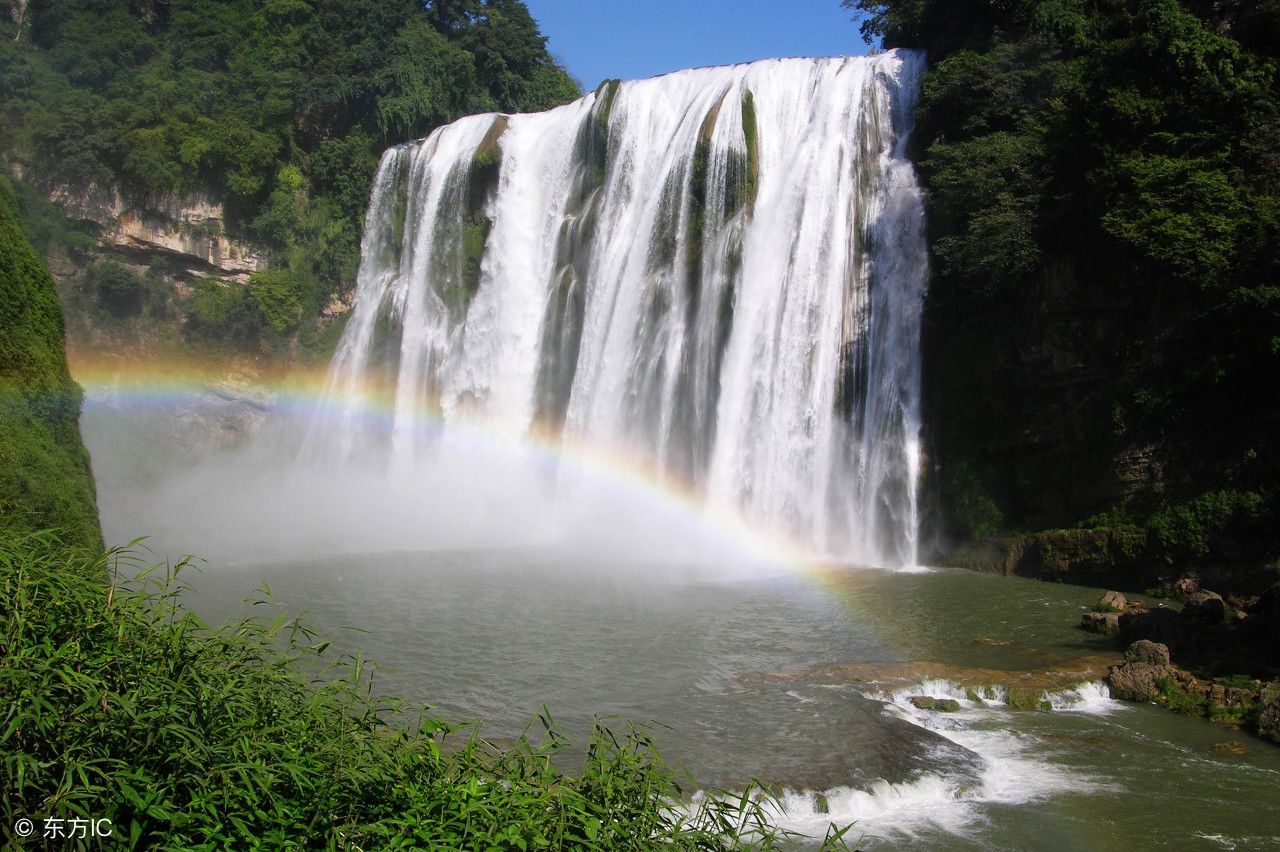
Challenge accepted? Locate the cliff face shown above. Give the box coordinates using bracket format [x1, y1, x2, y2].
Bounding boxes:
[0, 178, 102, 549]
[20, 169, 265, 282]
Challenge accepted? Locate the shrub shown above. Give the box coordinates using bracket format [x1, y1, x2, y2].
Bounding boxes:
[1146, 490, 1266, 561]
[86, 259, 146, 317]
[249, 269, 303, 334]
[185, 279, 262, 346]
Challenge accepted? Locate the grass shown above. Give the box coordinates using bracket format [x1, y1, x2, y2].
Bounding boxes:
[1, 531, 856, 849]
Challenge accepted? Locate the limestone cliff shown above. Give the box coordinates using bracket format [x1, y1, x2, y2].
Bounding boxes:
[18, 169, 264, 282]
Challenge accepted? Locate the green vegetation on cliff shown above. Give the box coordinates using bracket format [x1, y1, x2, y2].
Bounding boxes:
[0, 0, 579, 350]
[0, 177, 101, 549]
[850, 0, 1280, 580]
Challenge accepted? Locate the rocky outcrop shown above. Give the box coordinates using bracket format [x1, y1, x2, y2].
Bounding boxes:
[1099, 590, 1127, 611]
[1110, 582, 1280, 674]
[1259, 695, 1280, 744]
[107, 200, 262, 281]
[937, 531, 1277, 598]
[15, 168, 263, 281]
[938, 528, 1160, 587]
[1106, 641, 1176, 702]
[1080, 589, 1148, 635]
[1106, 640, 1269, 721]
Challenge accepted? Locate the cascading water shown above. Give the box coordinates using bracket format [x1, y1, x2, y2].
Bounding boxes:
[305, 50, 928, 567]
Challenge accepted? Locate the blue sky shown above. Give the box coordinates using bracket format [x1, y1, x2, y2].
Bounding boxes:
[527, 1, 871, 91]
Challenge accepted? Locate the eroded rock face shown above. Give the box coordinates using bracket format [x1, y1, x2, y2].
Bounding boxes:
[109, 203, 262, 280]
[1107, 641, 1175, 702]
[22, 171, 263, 281]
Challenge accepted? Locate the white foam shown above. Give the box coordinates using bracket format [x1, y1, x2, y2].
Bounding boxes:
[1048, 680, 1123, 715]
[744, 679, 1118, 843]
[767, 774, 980, 842]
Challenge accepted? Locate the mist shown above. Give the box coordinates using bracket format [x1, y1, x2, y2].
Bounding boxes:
[81, 391, 788, 583]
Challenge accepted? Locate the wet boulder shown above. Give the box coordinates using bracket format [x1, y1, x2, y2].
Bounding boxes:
[1107, 641, 1175, 702]
[909, 696, 961, 712]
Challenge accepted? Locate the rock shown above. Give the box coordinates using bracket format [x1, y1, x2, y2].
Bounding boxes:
[1125, 640, 1171, 666]
[1173, 577, 1200, 600]
[1081, 611, 1120, 634]
[1184, 678, 1211, 698]
[909, 696, 961, 712]
[1120, 607, 1199, 656]
[1108, 641, 1176, 702]
[1099, 590, 1127, 612]
[1258, 696, 1280, 744]
[1182, 591, 1226, 624]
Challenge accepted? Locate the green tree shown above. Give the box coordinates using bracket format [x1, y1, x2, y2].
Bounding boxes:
[849, 0, 1280, 570]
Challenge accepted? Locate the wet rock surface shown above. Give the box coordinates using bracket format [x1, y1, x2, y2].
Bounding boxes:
[1106, 641, 1176, 702]
[1086, 587, 1280, 744]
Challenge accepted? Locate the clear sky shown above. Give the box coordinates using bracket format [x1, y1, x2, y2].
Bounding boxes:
[527, 1, 871, 91]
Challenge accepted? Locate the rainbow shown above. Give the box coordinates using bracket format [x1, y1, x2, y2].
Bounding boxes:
[66, 350, 868, 582]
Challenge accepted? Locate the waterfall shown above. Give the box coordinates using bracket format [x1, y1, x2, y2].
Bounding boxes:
[305, 50, 928, 567]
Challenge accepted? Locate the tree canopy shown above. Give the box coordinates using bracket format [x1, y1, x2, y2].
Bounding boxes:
[0, 0, 579, 352]
[848, 0, 1280, 568]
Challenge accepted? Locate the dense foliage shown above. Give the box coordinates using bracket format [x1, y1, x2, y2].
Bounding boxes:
[850, 0, 1280, 574]
[0, 533, 854, 849]
[0, 0, 579, 350]
[0, 177, 101, 549]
